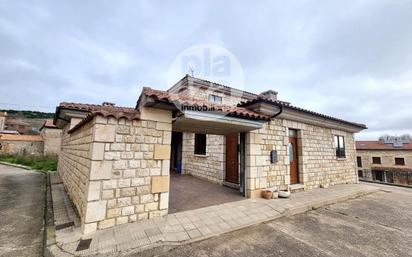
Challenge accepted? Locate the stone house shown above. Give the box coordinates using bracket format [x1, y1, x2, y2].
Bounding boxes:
[40, 119, 62, 155]
[356, 136, 412, 186]
[0, 112, 6, 131]
[53, 75, 366, 234]
[5, 119, 32, 134]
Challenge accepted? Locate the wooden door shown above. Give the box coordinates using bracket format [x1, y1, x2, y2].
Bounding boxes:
[289, 133, 299, 184]
[225, 133, 239, 184]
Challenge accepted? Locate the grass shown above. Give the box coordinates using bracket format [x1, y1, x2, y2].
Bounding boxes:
[0, 154, 58, 172]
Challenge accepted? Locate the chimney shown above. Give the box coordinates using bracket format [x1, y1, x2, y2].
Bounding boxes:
[259, 90, 278, 101]
[102, 102, 116, 107]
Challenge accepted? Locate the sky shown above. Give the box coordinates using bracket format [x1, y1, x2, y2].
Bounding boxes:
[0, 0, 411, 139]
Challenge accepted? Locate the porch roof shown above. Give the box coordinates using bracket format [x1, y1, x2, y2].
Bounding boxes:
[138, 87, 271, 121]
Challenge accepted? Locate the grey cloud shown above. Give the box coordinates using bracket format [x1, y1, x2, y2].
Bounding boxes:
[0, 0, 411, 139]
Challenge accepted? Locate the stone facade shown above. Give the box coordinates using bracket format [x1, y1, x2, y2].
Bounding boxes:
[356, 149, 412, 185]
[41, 127, 62, 155]
[181, 133, 225, 183]
[0, 112, 5, 130]
[246, 119, 357, 197]
[57, 107, 172, 233]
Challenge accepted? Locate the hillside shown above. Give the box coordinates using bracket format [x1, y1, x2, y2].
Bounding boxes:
[1, 109, 55, 134]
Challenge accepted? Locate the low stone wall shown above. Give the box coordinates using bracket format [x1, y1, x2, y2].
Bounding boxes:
[0, 136, 44, 155]
[181, 133, 225, 183]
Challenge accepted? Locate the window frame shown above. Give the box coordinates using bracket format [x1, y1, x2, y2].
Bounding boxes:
[208, 94, 222, 104]
[334, 135, 346, 158]
[357, 156, 362, 167]
[194, 133, 207, 155]
[395, 157, 405, 166]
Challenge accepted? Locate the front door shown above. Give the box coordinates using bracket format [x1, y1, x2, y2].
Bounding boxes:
[289, 130, 299, 184]
[225, 133, 239, 184]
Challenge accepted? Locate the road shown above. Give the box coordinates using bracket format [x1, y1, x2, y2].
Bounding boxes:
[0, 164, 45, 257]
[135, 184, 412, 257]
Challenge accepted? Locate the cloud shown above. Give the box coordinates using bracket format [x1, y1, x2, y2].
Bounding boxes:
[0, 0, 411, 139]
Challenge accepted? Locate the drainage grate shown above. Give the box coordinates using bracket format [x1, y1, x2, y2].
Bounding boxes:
[76, 238, 92, 251]
[55, 221, 75, 230]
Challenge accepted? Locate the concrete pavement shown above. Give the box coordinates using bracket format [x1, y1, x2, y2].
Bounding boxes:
[137, 184, 412, 257]
[0, 163, 45, 257]
[46, 171, 379, 256]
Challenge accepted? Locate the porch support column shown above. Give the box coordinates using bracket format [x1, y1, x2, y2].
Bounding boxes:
[245, 130, 268, 198]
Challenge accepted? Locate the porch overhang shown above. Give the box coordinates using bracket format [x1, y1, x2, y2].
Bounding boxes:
[172, 111, 266, 135]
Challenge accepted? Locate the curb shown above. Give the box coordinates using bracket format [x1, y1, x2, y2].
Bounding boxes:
[0, 161, 31, 170]
[44, 173, 58, 257]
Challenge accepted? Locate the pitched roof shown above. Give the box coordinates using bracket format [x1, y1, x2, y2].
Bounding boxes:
[40, 119, 58, 130]
[356, 141, 412, 151]
[238, 98, 367, 129]
[67, 104, 140, 134]
[142, 87, 271, 121]
[168, 75, 258, 99]
[0, 134, 43, 142]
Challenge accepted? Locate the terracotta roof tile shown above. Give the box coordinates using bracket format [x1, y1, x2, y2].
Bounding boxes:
[238, 98, 366, 129]
[0, 134, 43, 142]
[142, 87, 271, 121]
[41, 119, 58, 130]
[67, 104, 140, 134]
[356, 141, 412, 150]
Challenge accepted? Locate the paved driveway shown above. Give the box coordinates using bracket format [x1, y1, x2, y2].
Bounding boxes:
[139, 184, 412, 257]
[0, 164, 45, 257]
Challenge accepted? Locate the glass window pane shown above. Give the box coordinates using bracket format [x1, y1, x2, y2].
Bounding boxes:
[289, 143, 294, 162]
[339, 136, 344, 149]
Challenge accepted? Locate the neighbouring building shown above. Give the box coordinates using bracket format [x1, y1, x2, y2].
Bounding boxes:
[0, 134, 44, 155]
[54, 75, 366, 234]
[40, 119, 62, 155]
[5, 119, 32, 134]
[0, 112, 6, 131]
[356, 135, 412, 186]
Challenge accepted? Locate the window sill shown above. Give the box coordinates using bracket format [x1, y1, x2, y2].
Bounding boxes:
[336, 157, 346, 161]
[194, 154, 208, 158]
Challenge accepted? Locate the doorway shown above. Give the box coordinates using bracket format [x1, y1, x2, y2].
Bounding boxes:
[289, 129, 299, 184]
[170, 132, 183, 174]
[225, 133, 239, 184]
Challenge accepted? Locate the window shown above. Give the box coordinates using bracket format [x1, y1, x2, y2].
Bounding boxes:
[194, 134, 206, 155]
[372, 157, 381, 164]
[208, 94, 222, 104]
[395, 157, 405, 166]
[334, 135, 345, 158]
[357, 156, 362, 167]
[358, 170, 363, 178]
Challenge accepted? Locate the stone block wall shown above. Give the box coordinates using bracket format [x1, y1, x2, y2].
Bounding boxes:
[356, 149, 412, 181]
[58, 107, 173, 234]
[246, 118, 358, 197]
[181, 133, 225, 183]
[0, 139, 44, 155]
[58, 121, 94, 219]
[41, 128, 62, 155]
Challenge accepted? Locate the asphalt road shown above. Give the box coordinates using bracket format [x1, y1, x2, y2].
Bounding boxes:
[136, 184, 412, 257]
[0, 164, 45, 257]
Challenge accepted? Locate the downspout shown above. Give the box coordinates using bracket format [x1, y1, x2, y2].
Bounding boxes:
[271, 102, 283, 118]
